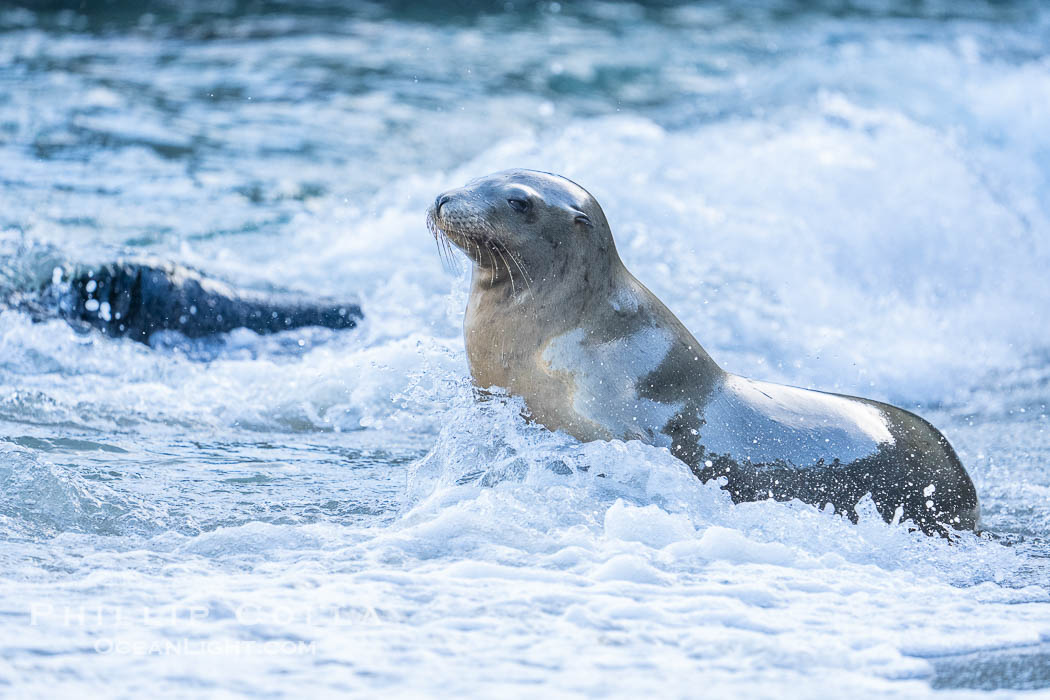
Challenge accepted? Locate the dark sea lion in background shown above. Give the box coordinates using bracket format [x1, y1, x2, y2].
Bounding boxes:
[428, 169, 980, 536]
[15, 261, 361, 344]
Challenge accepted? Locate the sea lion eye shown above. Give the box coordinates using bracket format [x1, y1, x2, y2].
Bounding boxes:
[507, 198, 529, 213]
[574, 213, 592, 227]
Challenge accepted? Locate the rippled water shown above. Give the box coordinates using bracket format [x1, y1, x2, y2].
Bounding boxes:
[2, 1, 1050, 696]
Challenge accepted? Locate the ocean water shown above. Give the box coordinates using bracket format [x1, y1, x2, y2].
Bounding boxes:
[2, 1, 1050, 696]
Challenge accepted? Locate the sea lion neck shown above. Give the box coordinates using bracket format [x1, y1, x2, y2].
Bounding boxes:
[465, 253, 722, 383]
[468, 245, 622, 316]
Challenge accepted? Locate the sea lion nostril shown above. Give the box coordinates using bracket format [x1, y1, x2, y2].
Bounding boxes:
[436, 194, 452, 213]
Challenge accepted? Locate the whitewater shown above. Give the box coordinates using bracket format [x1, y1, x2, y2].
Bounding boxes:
[1, 2, 1049, 696]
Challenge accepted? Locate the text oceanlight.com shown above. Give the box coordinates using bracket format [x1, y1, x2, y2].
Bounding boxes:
[27, 602, 380, 654]
[93, 638, 317, 656]
[29, 603, 380, 627]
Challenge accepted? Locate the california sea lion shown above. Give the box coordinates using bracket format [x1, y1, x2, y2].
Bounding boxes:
[428, 169, 979, 536]
[12, 260, 362, 344]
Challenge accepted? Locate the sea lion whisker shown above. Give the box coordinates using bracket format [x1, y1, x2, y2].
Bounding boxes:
[430, 227, 448, 270]
[493, 244, 517, 297]
[477, 223, 521, 293]
[495, 241, 531, 298]
[505, 247, 533, 293]
[427, 210, 457, 272]
[439, 234, 458, 272]
[432, 228, 448, 267]
[432, 236, 446, 269]
[445, 235, 461, 272]
[485, 245, 497, 286]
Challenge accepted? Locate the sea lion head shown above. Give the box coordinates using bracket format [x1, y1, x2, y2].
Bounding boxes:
[428, 169, 617, 289]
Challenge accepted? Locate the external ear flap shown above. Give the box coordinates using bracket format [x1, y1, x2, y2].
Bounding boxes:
[574, 213, 592, 227]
